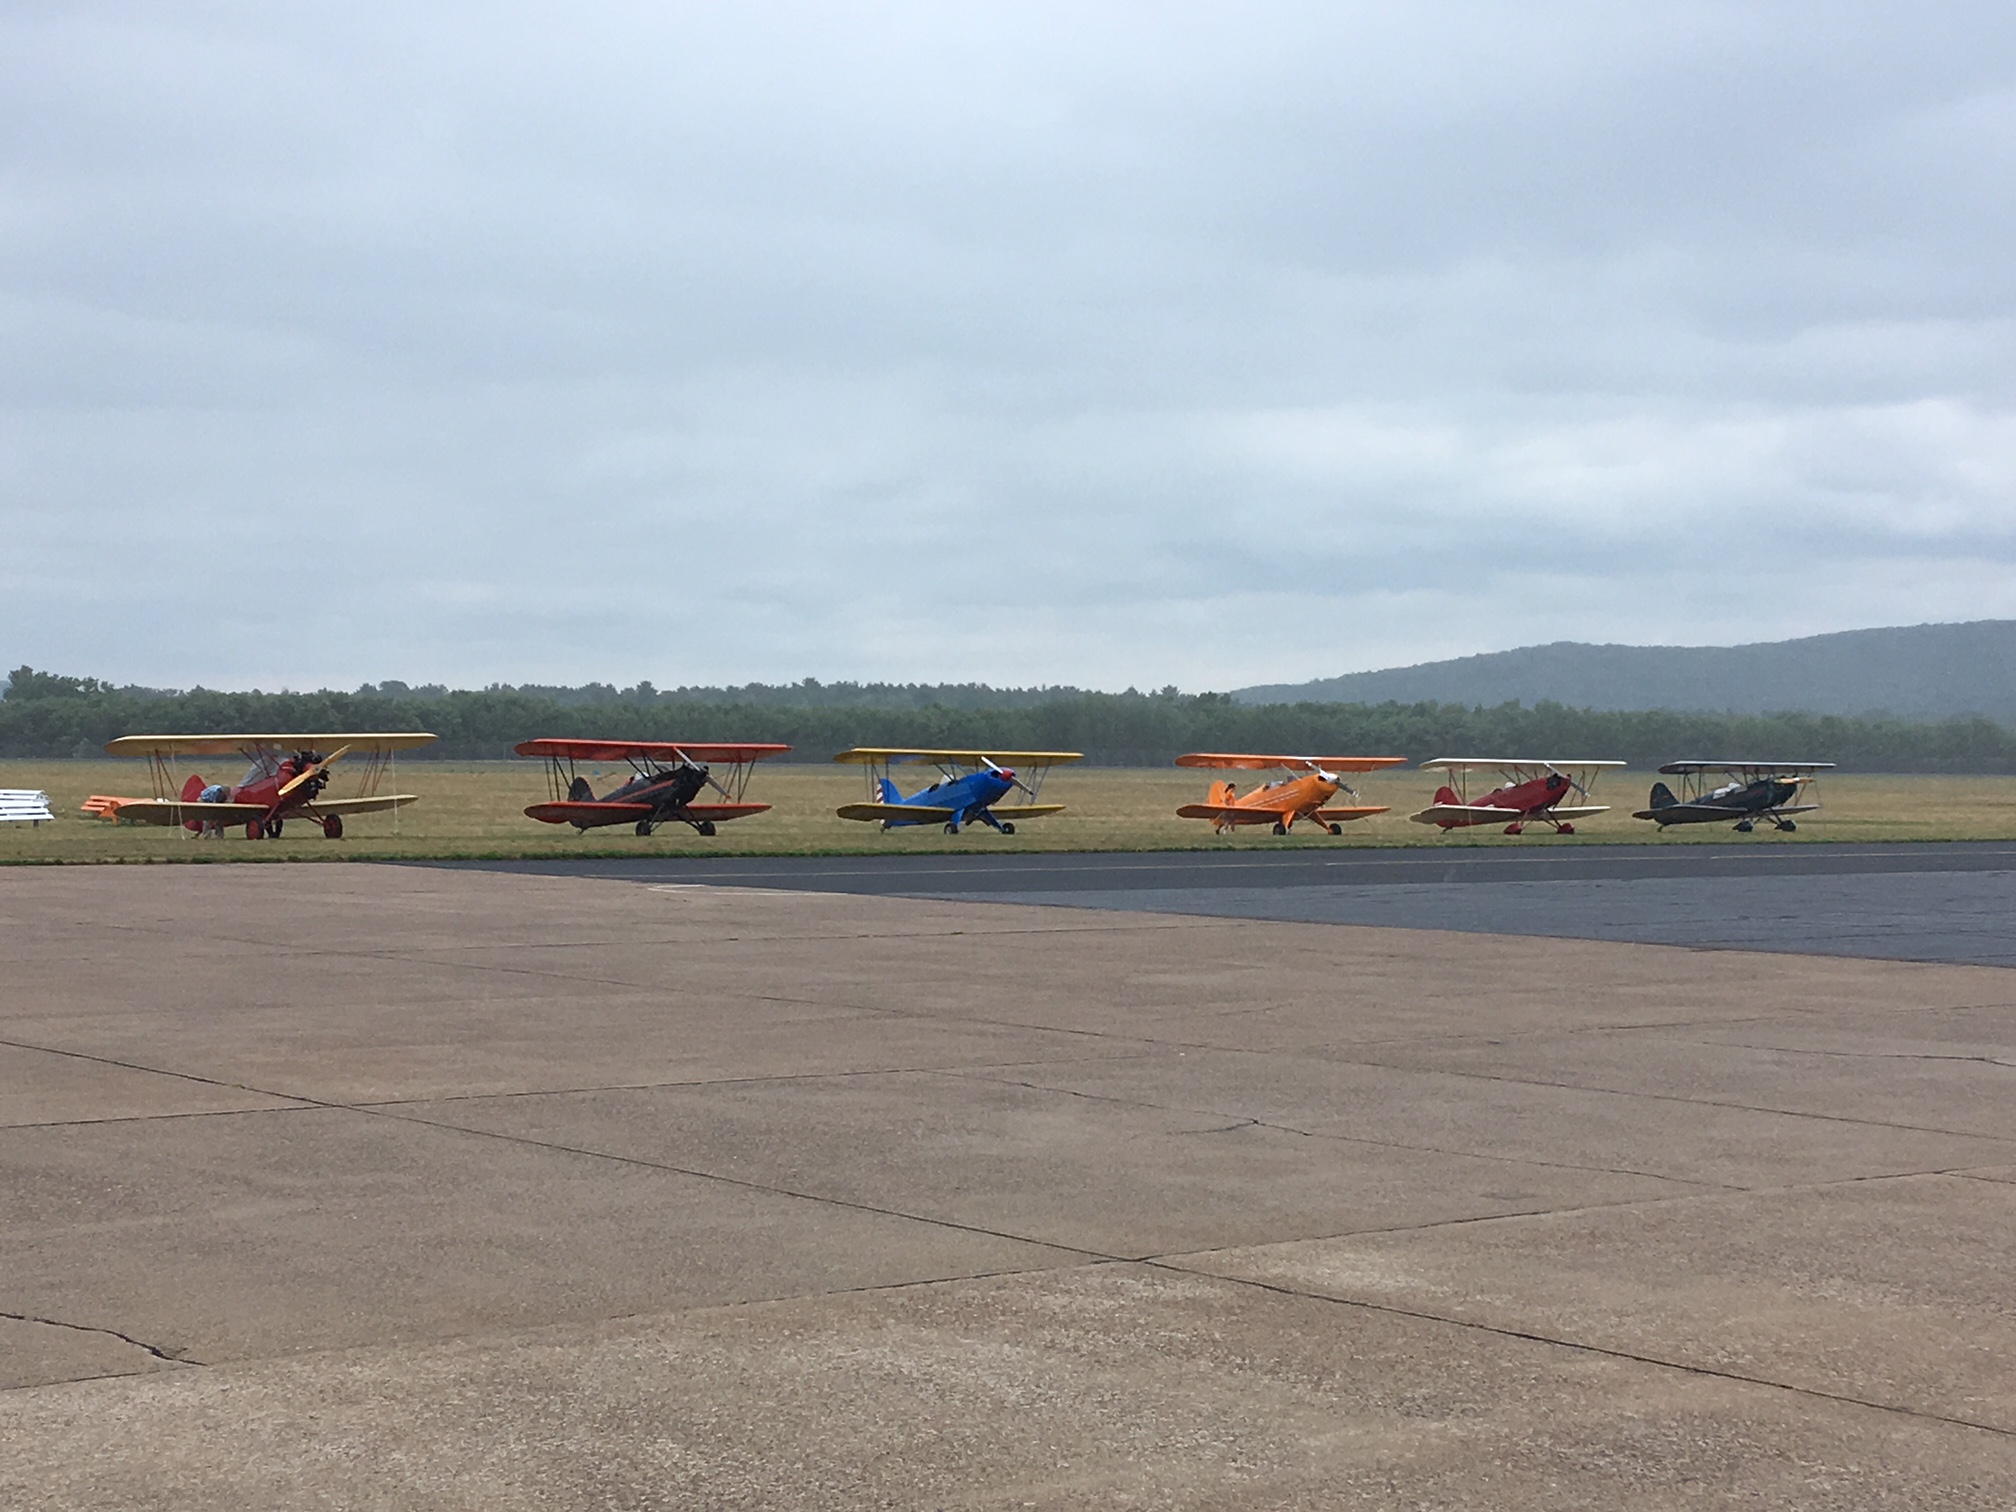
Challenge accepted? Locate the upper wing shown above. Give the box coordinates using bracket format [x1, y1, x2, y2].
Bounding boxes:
[1419, 757, 1628, 773]
[513, 739, 792, 763]
[836, 801, 958, 822]
[1175, 753, 1407, 772]
[1656, 760, 1836, 776]
[106, 733, 438, 757]
[832, 748, 1083, 766]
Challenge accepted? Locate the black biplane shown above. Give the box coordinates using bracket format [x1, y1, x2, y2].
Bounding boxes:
[1635, 761, 1834, 832]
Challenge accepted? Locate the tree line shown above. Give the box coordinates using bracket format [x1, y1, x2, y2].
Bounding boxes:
[5, 666, 2014, 771]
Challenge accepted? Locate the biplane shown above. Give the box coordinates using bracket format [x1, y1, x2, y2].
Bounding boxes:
[1409, 758, 1625, 835]
[833, 748, 1081, 834]
[516, 739, 791, 835]
[87, 733, 437, 839]
[1174, 753, 1406, 835]
[1635, 761, 1834, 832]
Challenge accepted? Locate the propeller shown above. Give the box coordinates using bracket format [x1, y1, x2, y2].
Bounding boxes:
[277, 744, 350, 800]
[1544, 762, 1591, 800]
[981, 756, 1038, 799]
[664, 748, 733, 801]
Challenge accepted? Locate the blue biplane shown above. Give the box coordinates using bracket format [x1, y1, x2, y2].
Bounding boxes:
[833, 748, 1082, 834]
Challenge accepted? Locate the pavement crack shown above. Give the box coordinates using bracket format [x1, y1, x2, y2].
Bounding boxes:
[0, 1310, 193, 1367]
[1142, 1261, 2016, 1441]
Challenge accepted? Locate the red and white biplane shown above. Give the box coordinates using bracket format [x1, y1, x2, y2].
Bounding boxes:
[88, 732, 437, 839]
[1408, 758, 1624, 835]
[518, 738, 791, 836]
[1175, 753, 1406, 835]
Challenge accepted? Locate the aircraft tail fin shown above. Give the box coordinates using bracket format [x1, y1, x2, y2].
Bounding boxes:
[1648, 781, 1677, 809]
[180, 775, 206, 803]
[568, 775, 595, 802]
[1432, 784, 1460, 806]
[877, 776, 902, 804]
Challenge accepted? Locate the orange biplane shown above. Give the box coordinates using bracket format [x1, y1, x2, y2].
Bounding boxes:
[1175, 753, 1407, 835]
[518, 739, 790, 836]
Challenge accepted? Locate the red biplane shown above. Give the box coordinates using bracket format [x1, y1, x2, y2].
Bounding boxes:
[1408, 758, 1624, 835]
[518, 739, 791, 836]
[89, 733, 437, 839]
[1175, 753, 1407, 835]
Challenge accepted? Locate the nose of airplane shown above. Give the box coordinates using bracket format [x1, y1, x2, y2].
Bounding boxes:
[997, 768, 1016, 783]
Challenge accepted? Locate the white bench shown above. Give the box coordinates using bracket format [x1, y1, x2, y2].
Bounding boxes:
[0, 790, 55, 825]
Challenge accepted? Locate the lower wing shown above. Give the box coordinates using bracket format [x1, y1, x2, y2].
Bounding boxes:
[526, 801, 653, 826]
[836, 801, 957, 823]
[1635, 802, 1821, 823]
[1410, 803, 1608, 826]
[1177, 803, 1281, 823]
[1312, 805, 1390, 823]
[91, 798, 269, 826]
[303, 796, 420, 817]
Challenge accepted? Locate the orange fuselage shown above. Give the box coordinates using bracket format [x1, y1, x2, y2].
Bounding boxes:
[1208, 772, 1340, 824]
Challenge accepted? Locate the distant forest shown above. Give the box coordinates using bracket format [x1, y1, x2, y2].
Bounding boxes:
[5, 666, 2014, 771]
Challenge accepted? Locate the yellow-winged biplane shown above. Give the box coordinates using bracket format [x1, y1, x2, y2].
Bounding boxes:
[85, 732, 437, 839]
[1175, 753, 1407, 835]
[833, 748, 1082, 834]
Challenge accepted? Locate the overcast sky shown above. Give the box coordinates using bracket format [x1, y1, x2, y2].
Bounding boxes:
[4, 2, 2014, 692]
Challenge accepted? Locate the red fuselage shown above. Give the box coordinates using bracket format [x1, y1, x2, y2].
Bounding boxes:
[1432, 771, 1572, 827]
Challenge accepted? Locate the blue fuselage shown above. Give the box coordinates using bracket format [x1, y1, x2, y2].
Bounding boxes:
[883, 769, 1015, 830]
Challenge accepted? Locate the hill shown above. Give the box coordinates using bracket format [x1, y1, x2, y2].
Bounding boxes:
[1234, 621, 2016, 720]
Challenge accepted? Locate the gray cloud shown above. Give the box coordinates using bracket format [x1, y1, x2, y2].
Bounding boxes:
[5, 1, 2014, 691]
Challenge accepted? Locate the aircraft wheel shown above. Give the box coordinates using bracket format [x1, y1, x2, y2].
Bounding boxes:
[1734, 819, 1755, 833]
[696, 820, 717, 836]
[245, 819, 263, 841]
[635, 819, 655, 836]
[321, 815, 343, 840]
[265, 819, 284, 839]
[1272, 821, 1288, 836]
[944, 823, 959, 835]
[1504, 823, 1523, 835]
[1777, 819, 1797, 832]
[1327, 823, 1343, 836]
[1558, 823, 1575, 835]
[999, 822, 1016, 836]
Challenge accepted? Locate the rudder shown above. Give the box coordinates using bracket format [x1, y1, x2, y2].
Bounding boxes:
[1648, 782, 1677, 809]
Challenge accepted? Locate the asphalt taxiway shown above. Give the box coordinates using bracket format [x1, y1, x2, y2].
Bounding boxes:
[444, 840, 2016, 966]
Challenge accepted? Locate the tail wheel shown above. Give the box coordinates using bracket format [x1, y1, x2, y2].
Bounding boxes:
[245, 819, 263, 840]
[1271, 821, 1288, 836]
[264, 819, 284, 839]
[999, 821, 1016, 835]
[696, 820, 717, 836]
[321, 815, 344, 840]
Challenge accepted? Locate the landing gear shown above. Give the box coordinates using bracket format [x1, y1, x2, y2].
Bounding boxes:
[1733, 819, 1755, 833]
[1326, 823, 1343, 836]
[943, 822, 960, 835]
[695, 820, 717, 836]
[245, 819, 263, 840]
[999, 821, 1016, 835]
[264, 819, 284, 839]
[1504, 822, 1524, 835]
[1775, 819, 1797, 832]
[1557, 823, 1575, 835]
[1272, 821, 1289, 836]
[635, 819, 655, 836]
[321, 815, 343, 840]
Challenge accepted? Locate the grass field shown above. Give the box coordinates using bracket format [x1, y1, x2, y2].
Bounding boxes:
[3, 760, 2014, 863]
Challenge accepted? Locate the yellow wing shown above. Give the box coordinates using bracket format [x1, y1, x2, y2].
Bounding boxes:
[86, 795, 421, 826]
[105, 733, 438, 757]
